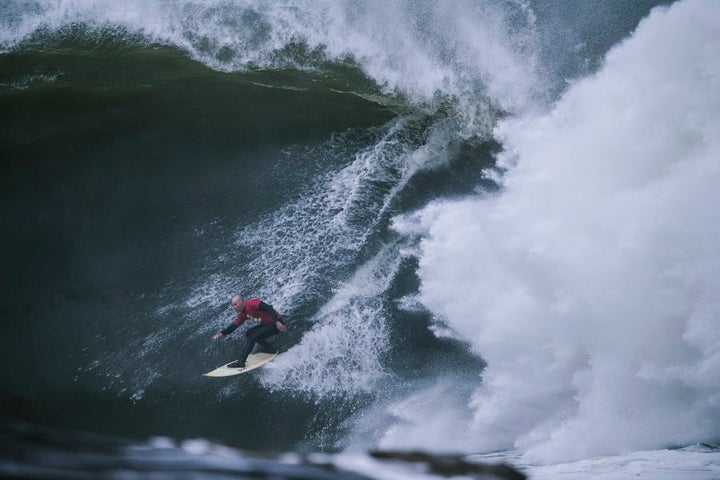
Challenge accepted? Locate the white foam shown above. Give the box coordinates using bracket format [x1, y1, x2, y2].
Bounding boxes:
[392, 0, 720, 463]
[261, 242, 402, 398]
[0, 72, 60, 89]
[525, 446, 720, 480]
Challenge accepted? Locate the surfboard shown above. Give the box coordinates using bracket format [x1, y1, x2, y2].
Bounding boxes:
[203, 352, 278, 377]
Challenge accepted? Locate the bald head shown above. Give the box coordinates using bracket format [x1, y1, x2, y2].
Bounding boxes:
[231, 295, 245, 313]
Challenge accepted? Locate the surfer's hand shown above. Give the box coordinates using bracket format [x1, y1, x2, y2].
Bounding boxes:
[212, 332, 223, 339]
[275, 321, 287, 332]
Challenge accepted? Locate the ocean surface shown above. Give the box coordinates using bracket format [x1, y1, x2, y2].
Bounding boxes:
[1, 0, 719, 479]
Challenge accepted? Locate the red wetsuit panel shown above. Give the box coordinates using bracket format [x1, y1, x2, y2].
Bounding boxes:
[232, 298, 281, 326]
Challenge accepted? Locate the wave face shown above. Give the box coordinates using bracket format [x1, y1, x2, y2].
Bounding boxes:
[392, 0, 720, 462]
[2, 0, 715, 473]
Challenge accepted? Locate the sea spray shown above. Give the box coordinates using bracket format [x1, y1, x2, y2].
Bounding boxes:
[393, 0, 720, 462]
[261, 242, 402, 398]
[1, 0, 542, 125]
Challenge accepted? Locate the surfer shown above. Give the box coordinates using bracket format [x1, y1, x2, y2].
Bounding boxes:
[212, 295, 287, 368]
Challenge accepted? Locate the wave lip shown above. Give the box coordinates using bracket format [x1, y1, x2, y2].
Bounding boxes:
[2, 0, 543, 131]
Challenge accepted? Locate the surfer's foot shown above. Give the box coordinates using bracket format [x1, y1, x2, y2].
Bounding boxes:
[228, 360, 245, 369]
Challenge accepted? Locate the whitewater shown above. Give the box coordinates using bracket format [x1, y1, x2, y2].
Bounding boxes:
[242, 0, 720, 474]
[2, 0, 719, 478]
[388, 0, 720, 474]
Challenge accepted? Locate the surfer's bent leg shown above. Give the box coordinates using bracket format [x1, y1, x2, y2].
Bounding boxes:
[238, 323, 280, 365]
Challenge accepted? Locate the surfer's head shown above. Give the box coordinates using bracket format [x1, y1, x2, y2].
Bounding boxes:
[231, 295, 245, 313]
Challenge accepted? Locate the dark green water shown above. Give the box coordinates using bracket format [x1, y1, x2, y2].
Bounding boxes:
[0, 32, 493, 451]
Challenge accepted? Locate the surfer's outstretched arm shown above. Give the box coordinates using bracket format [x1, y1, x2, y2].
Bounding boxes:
[212, 317, 246, 339]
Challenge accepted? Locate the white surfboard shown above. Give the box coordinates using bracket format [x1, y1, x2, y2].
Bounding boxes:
[203, 352, 278, 377]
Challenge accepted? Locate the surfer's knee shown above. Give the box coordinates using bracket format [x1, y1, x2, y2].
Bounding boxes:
[247, 330, 263, 341]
